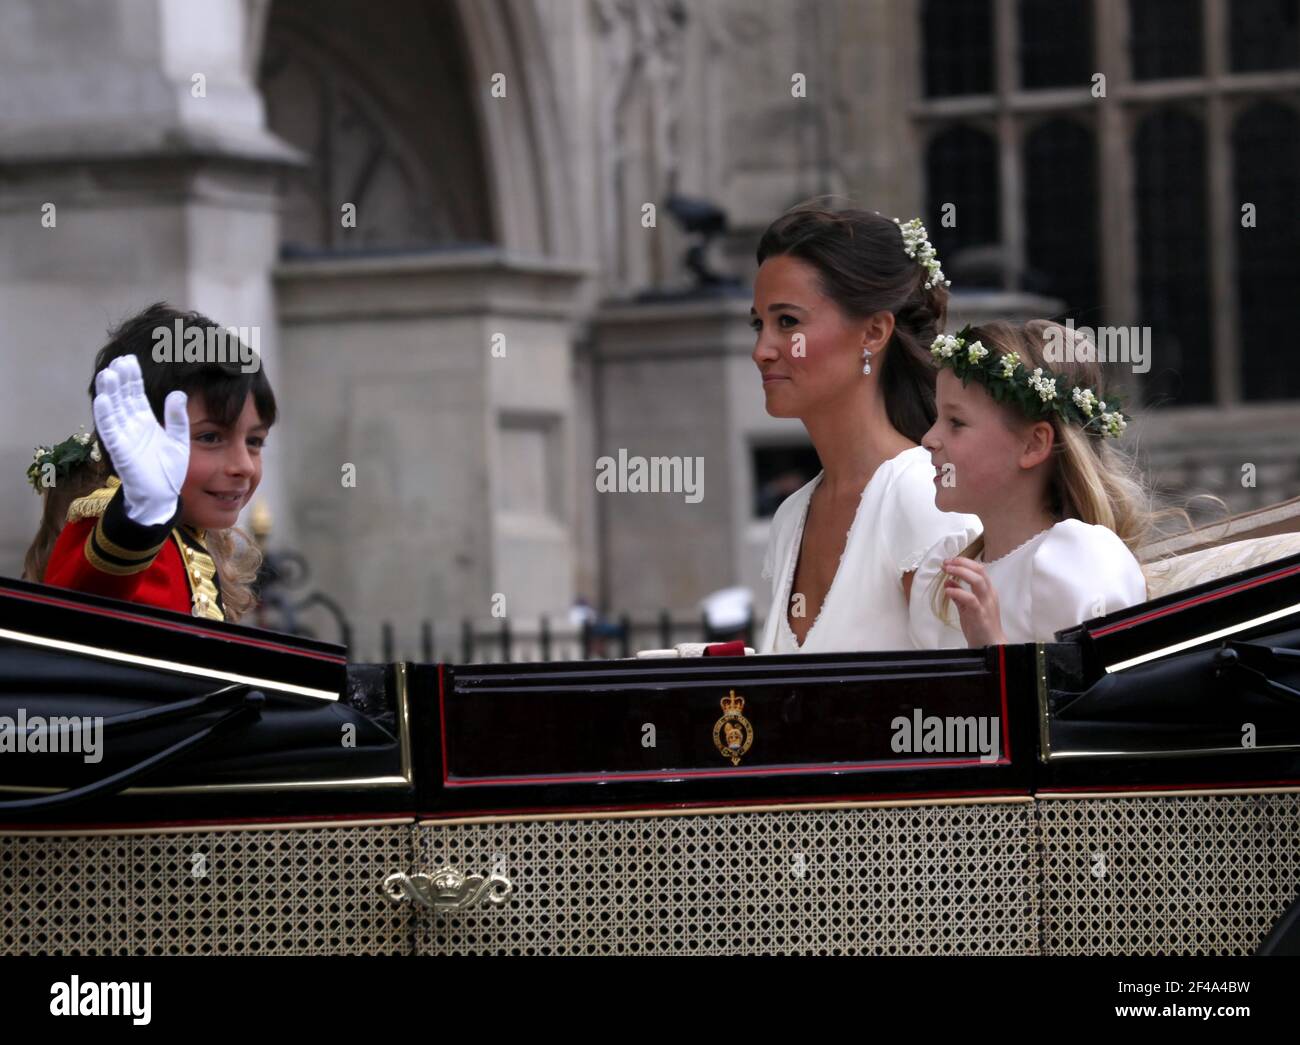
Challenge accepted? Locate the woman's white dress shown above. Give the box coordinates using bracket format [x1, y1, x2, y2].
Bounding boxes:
[907, 518, 1148, 649]
[758, 446, 980, 654]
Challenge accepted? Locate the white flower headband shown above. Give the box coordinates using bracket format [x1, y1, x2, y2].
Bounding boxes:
[27, 426, 103, 492]
[894, 217, 950, 291]
[931, 328, 1129, 439]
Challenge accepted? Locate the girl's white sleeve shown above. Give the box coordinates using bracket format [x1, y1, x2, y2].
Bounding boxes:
[1029, 520, 1148, 640]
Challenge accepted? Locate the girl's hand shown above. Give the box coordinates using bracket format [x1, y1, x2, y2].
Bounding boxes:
[92, 355, 190, 526]
[942, 556, 1008, 647]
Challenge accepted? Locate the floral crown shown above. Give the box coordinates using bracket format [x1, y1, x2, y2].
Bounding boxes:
[930, 326, 1128, 438]
[27, 427, 103, 493]
[894, 217, 949, 291]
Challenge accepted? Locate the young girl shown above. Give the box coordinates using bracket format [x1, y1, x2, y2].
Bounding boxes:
[24, 303, 277, 623]
[908, 319, 1149, 648]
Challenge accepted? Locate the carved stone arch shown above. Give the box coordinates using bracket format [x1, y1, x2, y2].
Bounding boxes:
[452, 0, 579, 259]
[249, 0, 574, 259]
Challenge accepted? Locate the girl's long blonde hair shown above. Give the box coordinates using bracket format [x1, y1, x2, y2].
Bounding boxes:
[930, 319, 1193, 626]
[23, 459, 110, 586]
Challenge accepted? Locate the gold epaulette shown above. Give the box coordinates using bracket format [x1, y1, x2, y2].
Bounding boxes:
[66, 476, 123, 523]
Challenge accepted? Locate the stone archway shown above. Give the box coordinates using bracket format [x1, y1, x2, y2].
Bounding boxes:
[452, 0, 580, 259]
[251, 0, 589, 647]
[252, 0, 577, 261]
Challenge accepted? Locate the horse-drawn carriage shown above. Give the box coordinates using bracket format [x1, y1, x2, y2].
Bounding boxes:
[4, 501, 1300, 956]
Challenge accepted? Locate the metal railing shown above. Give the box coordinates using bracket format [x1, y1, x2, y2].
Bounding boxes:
[253, 543, 753, 664]
[368, 611, 755, 664]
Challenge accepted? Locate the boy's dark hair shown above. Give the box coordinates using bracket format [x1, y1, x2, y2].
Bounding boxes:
[88, 302, 278, 443]
[25, 302, 278, 592]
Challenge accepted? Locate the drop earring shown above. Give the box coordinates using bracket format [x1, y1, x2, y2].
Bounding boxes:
[862, 347, 873, 375]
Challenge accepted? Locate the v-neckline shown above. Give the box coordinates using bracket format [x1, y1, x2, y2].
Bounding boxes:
[782, 451, 910, 649]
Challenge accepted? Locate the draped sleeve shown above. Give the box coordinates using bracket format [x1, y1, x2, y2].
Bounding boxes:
[907, 524, 983, 649]
[761, 514, 778, 583]
[1029, 519, 1147, 641]
[760, 478, 813, 590]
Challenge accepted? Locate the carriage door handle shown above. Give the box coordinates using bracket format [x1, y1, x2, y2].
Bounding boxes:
[380, 868, 513, 912]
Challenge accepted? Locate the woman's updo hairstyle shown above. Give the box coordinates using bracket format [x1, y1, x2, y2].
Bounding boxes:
[756, 202, 948, 443]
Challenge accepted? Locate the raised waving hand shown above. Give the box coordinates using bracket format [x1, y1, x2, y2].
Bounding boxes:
[92, 355, 189, 526]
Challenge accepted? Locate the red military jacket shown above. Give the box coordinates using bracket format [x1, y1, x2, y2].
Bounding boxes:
[43, 477, 225, 621]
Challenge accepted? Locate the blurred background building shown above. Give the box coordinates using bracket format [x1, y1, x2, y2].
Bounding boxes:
[2, 0, 1298, 654]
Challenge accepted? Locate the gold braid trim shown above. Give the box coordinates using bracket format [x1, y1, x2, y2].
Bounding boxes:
[82, 529, 155, 576]
[93, 513, 166, 562]
[174, 529, 224, 622]
[66, 476, 122, 523]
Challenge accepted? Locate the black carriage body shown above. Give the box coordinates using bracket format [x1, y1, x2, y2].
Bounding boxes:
[4, 558, 1300, 956]
[0, 575, 414, 827]
[417, 647, 1036, 816]
[5, 553, 1300, 821]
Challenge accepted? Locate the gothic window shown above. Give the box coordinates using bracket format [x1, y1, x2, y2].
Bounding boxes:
[1024, 119, 1100, 321]
[1018, 0, 1093, 89]
[916, 0, 1300, 407]
[1134, 108, 1212, 406]
[1129, 0, 1204, 80]
[922, 0, 995, 97]
[259, 0, 493, 254]
[1234, 102, 1300, 400]
[1230, 0, 1300, 72]
[926, 125, 1001, 286]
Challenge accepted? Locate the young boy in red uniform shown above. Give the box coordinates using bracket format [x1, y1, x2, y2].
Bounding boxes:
[28, 304, 277, 623]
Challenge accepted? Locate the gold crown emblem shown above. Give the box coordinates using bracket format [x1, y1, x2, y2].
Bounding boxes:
[720, 690, 744, 715]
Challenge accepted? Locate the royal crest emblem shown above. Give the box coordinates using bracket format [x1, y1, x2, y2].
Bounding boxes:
[712, 689, 754, 766]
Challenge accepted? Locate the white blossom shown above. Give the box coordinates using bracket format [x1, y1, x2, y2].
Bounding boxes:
[1027, 367, 1058, 402]
[895, 217, 949, 290]
[1100, 411, 1127, 438]
[930, 333, 962, 359]
[1072, 387, 1098, 417]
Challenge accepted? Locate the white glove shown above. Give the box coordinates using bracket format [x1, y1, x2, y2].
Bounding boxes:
[92, 355, 190, 526]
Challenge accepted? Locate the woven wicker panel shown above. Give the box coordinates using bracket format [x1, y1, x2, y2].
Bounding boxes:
[414, 802, 1039, 955]
[0, 824, 413, 956]
[1040, 793, 1300, 955]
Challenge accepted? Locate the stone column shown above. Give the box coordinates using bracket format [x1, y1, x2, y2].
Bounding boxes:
[591, 295, 806, 612]
[273, 250, 587, 650]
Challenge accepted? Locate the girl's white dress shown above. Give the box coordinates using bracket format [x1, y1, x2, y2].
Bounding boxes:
[758, 447, 980, 654]
[907, 518, 1148, 649]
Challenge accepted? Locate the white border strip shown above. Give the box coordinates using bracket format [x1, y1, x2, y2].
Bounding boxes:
[0, 626, 338, 702]
[1105, 602, 1300, 673]
[417, 795, 1035, 826]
